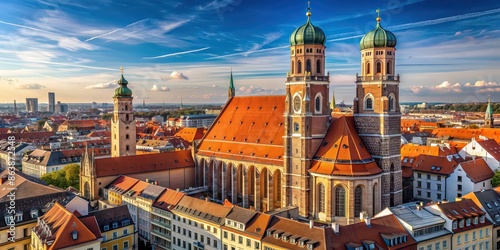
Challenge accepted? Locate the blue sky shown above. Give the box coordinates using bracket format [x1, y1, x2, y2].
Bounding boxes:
[0, 0, 500, 104]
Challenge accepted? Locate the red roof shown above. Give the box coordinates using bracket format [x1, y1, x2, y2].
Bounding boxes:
[401, 144, 458, 158]
[460, 158, 494, 183]
[197, 96, 285, 166]
[94, 150, 194, 177]
[476, 139, 500, 161]
[412, 155, 458, 175]
[153, 188, 185, 211]
[436, 199, 489, 233]
[310, 116, 382, 176]
[106, 175, 140, 194]
[327, 214, 418, 250]
[175, 127, 205, 143]
[432, 128, 500, 144]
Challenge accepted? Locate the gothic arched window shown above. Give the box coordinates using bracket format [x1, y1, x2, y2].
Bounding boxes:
[126, 114, 129, 121]
[126, 145, 129, 151]
[335, 186, 346, 217]
[291, 61, 294, 74]
[355, 186, 362, 216]
[316, 59, 321, 74]
[318, 184, 325, 213]
[126, 134, 129, 139]
[376, 62, 382, 74]
[365, 96, 373, 110]
[388, 94, 395, 111]
[315, 94, 322, 113]
[306, 59, 312, 73]
[298, 61, 302, 74]
[366, 62, 370, 75]
[387, 61, 391, 74]
[125, 105, 128, 111]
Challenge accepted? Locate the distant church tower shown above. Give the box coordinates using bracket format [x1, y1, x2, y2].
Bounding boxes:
[485, 98, 494, 128]
[353, 11, 402, 207]
[111, 67, 136, 157]
[228, 69, 235, 101]
[283, 3, 329, 217]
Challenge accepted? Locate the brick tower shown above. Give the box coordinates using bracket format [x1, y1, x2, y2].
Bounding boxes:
[283, 3, 330, 217]
[353, 11, 402, 208]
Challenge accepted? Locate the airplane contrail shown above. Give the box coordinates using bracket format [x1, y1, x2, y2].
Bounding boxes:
[85, 18, 149, 42]
[0, 58, 117, 71]
[143, 47, 211, 59]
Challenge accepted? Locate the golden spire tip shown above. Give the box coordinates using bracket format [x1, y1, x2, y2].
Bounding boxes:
[120, 66, 124, 74]
[376, 8, 381, 22]
[306, 1, 311, 17]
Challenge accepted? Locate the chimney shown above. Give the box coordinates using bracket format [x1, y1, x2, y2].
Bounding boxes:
[205, 197, 209, 201]
[331, 222, 340, 235]
[365, 217, 371, 227]
[309, 220, 314, 228]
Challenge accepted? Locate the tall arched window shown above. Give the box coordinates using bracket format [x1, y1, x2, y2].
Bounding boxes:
[388, 94, 395, 111]
[366, 62, 370, 75]
[298, 61, 302, 74]
[335, 186, 346, 217]
[306, 59, 312, 73]
[125, 134, 129, 139]
[354, 186, 362, 216]
[126, 145, 129, 151]
[318, 184, 325, 213]
[315, 96, 321, 112]
[376, 62, 382, 74]
[126, 114, 129, 121]
[125, 105, 128, 111]
[365, 98, 373, 110]
[386, 61, 391, 74]
[316, 59, 321, 74]
[291, 61, 294, 74]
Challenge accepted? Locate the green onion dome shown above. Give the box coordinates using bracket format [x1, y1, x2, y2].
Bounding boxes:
[290, 8, 326, 46]
[360, 16, 397, 50]
[114, 67, 132, 97]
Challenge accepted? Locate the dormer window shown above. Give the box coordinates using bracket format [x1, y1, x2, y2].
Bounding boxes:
[466, 218, 471, 226]
[104, 225, 109, 231]
[459, 219, 464, 228]
[30, 209, 39, 219]
[112, 222, 118, 228]
[473, 217, 478, 224]
[71, 230, 78, 240]
[481, 215, 486, 223]
[452, 221, 457, 229]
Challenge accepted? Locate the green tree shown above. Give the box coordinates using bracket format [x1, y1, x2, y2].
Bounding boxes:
[492, 170, 500, 187]
[41, 164, 80, 190]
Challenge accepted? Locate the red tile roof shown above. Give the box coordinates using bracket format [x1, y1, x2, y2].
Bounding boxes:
[460, 158, 494, 183]
[175, 127, 205, 143]
[79, 216, 102, 238]
[401, 144, 457, 158]
[412, 155, 458, 175]
[197, 96, 285, 166]
[327, 214, 417, 250]
[33, 202, 98, 250]
[432, 128, 500, 144]
[435, 199, 490, 233]
[476, 139, 500, 161]
[94, 150, 194, 177]
[310, 116, 382, 177]
[263, 216, 328, 250]
[105, 175, 140, 195]
[153, 188, 185, 211]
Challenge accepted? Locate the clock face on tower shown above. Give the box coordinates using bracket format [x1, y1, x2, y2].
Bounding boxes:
[293, 95, 301, 113]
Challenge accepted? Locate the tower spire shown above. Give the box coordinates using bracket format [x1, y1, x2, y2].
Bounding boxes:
[228, 68, 235, 101]
[376, 8, 381, 23]
[306, 1, 311, 17]
[485, 96, 494, 128]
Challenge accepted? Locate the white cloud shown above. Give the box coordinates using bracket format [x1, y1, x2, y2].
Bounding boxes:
[163, 71, 189, 80]
[238, 85, 281, 95]
[151, 85, 171, 92]
[85, 80, 117, 89]
[15, 83, 46, 89]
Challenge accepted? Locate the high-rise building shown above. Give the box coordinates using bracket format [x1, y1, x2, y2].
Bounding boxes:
[48, 92, 55, 113]
[25, 98, 38, 113]
[111, 67, 136, 157]
[55, 101, 69, 113]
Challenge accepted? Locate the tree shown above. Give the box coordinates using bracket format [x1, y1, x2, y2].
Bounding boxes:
[41, 164, 80, 190]
[492, 170, 500, 187]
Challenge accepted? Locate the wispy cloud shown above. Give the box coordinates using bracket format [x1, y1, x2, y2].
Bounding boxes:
[15, 83, 46, 89]
[206, 45, 288, 60]
[162, 71, 189, 80]
[0, 58, 117, 71]
[85, 80, 117, 89]
[143, 47, 210, 59]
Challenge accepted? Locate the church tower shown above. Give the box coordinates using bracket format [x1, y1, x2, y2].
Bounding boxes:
[228, 69, 235, 101]
[353, 11, 402, 208]
[283, 3, 330, 217]
[111, 67, 136, 157]
[485, 98, 494, 128]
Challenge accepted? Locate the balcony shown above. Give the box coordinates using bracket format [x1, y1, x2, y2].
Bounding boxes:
[151, 219, 171, 229]
[355, 74, 400, 82]
[151, 229, 171, 241]
[286, 75, 330, 82]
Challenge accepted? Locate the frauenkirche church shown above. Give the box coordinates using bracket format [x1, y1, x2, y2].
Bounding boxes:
[194, 6, 402, 224]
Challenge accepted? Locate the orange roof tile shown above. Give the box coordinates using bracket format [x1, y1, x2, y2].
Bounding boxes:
[33, 203, 98, 250]
[401, 144, 457, 158]
[175, 127, 206, 143]
[432, 128, 500, 144]
[197, 96, 285, 166]
[153, 188, 185, 211]
[310, 116, 382, 176]
[327, 214, 417, 250]
[94, 150, 194, 177]
[106, 175, 140, 195]
[436, 199, 489, 233]
[263, 216, 329, 250]
[412, 155, 458, 175]
[79, 216, 102, 238]
[460, 158, 494, 183]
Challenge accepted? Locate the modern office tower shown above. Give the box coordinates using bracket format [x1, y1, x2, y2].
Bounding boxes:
[26, 98, 38, 113]
[48, 92, 55, 113]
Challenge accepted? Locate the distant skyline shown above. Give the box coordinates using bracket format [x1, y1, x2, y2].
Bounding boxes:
[0, 0, 500, 104]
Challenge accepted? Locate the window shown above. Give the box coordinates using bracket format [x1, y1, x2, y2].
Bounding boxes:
[388, 94, 395, 111]
[465, 233, 469, 242]
[335, 186, 346, 217]
[453, 221, 457, 229]
[306, 59, 312, 73]
[318, 184, 325, 213]
[376, 62, 382, 74]
[316, 59, 321, 74]
[354, 186, 362, 216]
[123, 229, 128, 235]
[427, 174, 430, 180]
[112, 245, 118, 250]
[417, 173, 421, 178]
[437, 176, 441, 181]
[239, 236, 243, 244]
[436, 242, 440, 250]
[315, 95, 321, 113]
[457, 235, 461, 244]
[442, 240, 447, 248]
[458, 185, 462, 191]
[124, 241, 129, 249]
[113, 232, 118, 239]
[473, 231, 476, 240]
[417, 181, 422, 188]
[427, 192, 431, 198]
[437, 184, 441, 191]
[458, 176, 462, 182]
[365, 96, 373, 110]
[426, 182, 431, 189]
[437, 193, 442, 200]
[291, 61, 294, 74]
[247, 239, 251, 247]
[224, 231, 228, 239]
[298, 60, 302, 74]
[366, 62, 370, 74]
[486, 228, 489, 236]
[386, 61, 391, 74]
